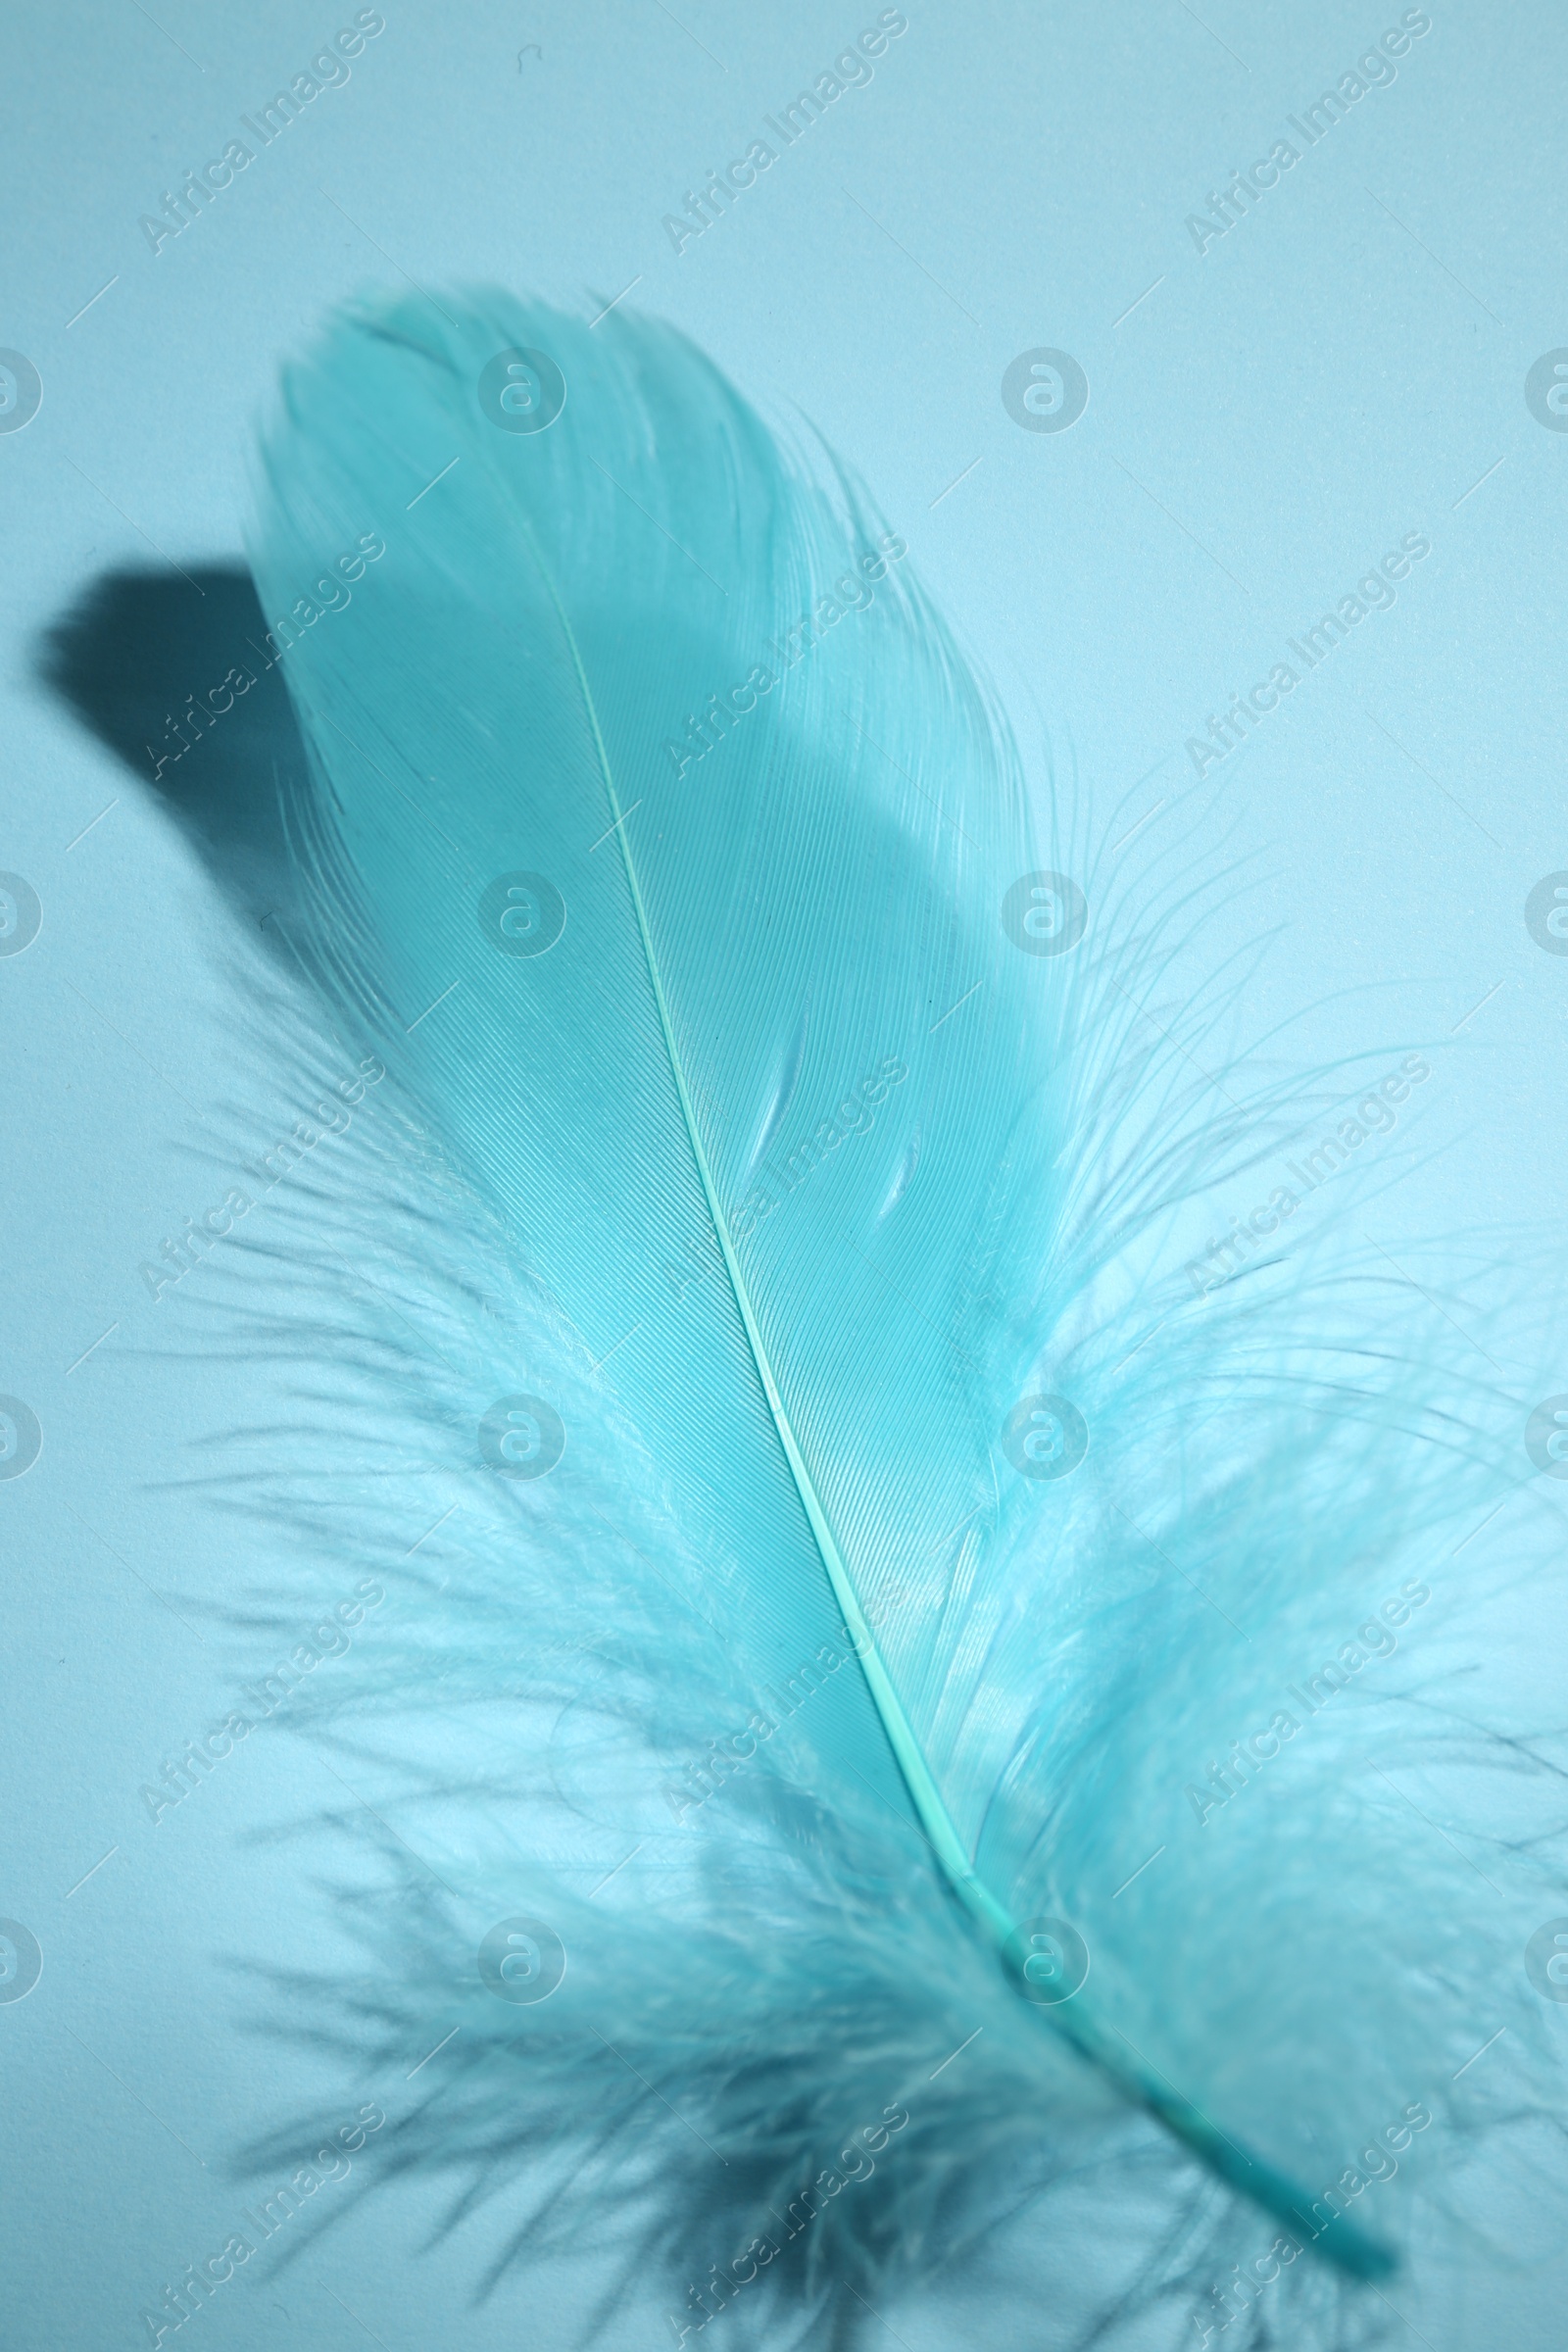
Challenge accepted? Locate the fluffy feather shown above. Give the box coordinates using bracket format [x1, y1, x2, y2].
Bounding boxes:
[235, 289, 1561, 2340]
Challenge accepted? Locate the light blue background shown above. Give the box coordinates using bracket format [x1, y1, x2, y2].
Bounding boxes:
[3, 2, 1566, 2345]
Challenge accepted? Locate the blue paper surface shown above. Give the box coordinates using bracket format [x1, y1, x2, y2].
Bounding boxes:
[3, 5, 1566, 2345]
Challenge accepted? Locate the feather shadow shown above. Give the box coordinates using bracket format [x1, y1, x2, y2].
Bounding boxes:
[36, 561, 312, 945]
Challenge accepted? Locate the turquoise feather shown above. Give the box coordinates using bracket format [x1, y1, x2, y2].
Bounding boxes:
[248, 290, 1515, 2306]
